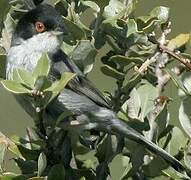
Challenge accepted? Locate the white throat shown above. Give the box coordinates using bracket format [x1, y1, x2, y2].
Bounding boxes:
[6, 32, 61, 80]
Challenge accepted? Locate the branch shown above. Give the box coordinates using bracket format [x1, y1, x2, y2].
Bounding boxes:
[135, 52, 160, 75]
[148, 35, 191, 71]
[159, 44, 191, 71]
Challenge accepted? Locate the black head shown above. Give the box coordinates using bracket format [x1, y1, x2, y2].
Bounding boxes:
[14, 4, 67, 40]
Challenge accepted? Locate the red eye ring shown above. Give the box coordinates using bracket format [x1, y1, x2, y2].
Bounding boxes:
[35, 21, 45, 33]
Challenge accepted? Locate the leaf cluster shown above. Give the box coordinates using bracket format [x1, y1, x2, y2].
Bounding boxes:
[1, 0, 191, 180]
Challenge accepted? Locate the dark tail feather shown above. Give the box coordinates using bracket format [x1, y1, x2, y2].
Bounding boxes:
[110, 119, 191, 177]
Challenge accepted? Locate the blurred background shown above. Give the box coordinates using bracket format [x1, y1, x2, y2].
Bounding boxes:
[0, 0, 191, 172]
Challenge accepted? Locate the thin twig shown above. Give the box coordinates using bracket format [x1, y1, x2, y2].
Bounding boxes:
[135, 52, 160, 75]
[26, 127, 33, 149]
[159, 44, 191, 71]
[148, 35, 191, 71]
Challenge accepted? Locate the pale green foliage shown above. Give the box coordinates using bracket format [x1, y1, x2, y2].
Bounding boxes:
[0, 0, 191, 180]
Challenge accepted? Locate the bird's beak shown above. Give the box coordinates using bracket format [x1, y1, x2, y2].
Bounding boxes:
[51, 31, 64, 36]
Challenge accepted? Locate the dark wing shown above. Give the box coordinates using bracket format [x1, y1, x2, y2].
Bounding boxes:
[49, 50, 111, 109]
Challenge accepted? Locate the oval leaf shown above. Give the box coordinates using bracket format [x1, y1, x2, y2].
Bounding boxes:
[101, 65, 125, 80]
[48, 164, 65, 180]
[13, 68, 35, 88]
[137, 80, 158, 121]
[150, 6, 169, 24]
[0, 54, 6, 79]
[168, 34, 190, 50]
[109, 55, 143, 67]
[45, 72, 75, 102]
[124, 88, 141, 119]
[38, 152, 47, 177]
[165, 69, 190, 95]
[0, 139, 7, 172]
[1, 80, 31, 94]
[32, 54, 50, 79]
[179, 97, 191, 139]
[70, 40, 97, 74]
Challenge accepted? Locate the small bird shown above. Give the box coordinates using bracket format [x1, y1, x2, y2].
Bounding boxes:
[5, 4, 187, 173]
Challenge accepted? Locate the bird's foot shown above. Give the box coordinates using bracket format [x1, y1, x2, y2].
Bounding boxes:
[31, 89, 45, 98]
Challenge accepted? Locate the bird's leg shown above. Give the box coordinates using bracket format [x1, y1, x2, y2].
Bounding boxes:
[31, 89, 44, 97]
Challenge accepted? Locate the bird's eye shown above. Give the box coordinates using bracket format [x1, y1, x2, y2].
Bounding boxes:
[35, 22, 46, 33]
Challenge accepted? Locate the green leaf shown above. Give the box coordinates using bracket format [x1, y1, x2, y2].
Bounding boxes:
[122, 73, 142, 93]
[0, 139, 7, 172]
[154, 104, 169, 138]
[168, 127, 187, 156]
[126, 146, 145, 178]
[146, 103, 169, 143]
[168, 34, 190, 50]
[109, 154, 127, 180]
[95, 134, 119, 179]
[137, 80, 158, 121]
[142, 156, 168, 177]
[12, 68, 35, 88]
[0, 54, 6, 79]
[160, 127, 187, 156]
[165, 69, 190, 95]
[138, 16, 156, 24]
[179, 97, 191, 139]
[178, 72, 191, 97]
[80, 177, 86, 180]
[13, 145, 40, 161]
[1, 80, 31, 94]
[150, 6, 169, 24]
[91, 0, 110, 9]
[55, 0, 68, 16]
[63, 17, 86, 43]
[32, 54, 50, 79]
[101, 65, 125, 80]
[76, 150, 98, 169]
[48, 164, 65, 180]
[102, 19, 127, 42]
[45, 72, 75, 102]
[103, 0, 137, 20]
[0, 0, 10, 22]
[34, 76, 52, 92]
[29, 177, 46, 180]
[123, 88, 141, 119]
[80, 1, 100, 12]
[61, 41, 76, 55]
[70, 40, 97, 74]
[46, 72, 75, 93]
[162, 167, 190, 180]
[56, 110, 73, 126]
[126, 19, 139, 37]
[143, 127, 187, 177]
[96, 135, 116, 162]
[37, 152, 47, 177]
[0, 133, 22, 159]
[14, 158, 37, 175]
[0, 173, 27, 180]
[104, 0, 126, 18]
[184, 141, 191, 169]
[2, 13, 16, 51]
[109, 55, 143, 68]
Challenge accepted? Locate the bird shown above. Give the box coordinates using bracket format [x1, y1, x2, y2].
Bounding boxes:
[5, 3, 189, 175]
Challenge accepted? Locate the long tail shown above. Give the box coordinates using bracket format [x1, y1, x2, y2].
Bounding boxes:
[110, 119, 191, 177]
